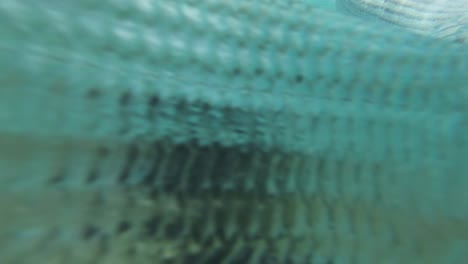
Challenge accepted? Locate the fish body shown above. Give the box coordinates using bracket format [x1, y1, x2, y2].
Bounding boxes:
[0, 0, 467, 263]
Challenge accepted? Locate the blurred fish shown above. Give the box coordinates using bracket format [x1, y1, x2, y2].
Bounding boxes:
[0, 0, 467, 263]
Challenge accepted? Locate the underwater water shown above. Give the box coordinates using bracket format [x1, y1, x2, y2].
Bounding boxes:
[0, 0, 467, 263]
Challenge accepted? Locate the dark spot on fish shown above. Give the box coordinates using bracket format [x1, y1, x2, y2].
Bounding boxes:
[232, 68, 241, 76]
[120, 91, 131, 106]
[259, 254, 280, 264]
[48, 170, 65, 185]
[86, 147, 109, 184]
[203, 245, 234, 263]
[148, 95, 160, 107]
[118, 144, 138, 184]
[97, 146, 110, 157]
[295, 74, 304, 83]
[141, 162, 159, 186]
[147, 95, 160, 120]
[82, 225, 100, 240]
[85, 170, 99, 184]
[165, 217, 185, 238]
[147, 188, 159, 200]
[230, 247, 254, 263]
[144, 215, 161, 237]
[255, 68, 263, 76]
[116, 221, 132, 235]
[86, 88, 102, 99]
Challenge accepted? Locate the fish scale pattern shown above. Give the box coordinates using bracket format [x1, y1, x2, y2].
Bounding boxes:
[3, 139, 465, 264]
[1, 0, 466, 156]
[0, 0, 467, 263]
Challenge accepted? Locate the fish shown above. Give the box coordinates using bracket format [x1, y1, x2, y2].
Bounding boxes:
[0, 0, 467, 263]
